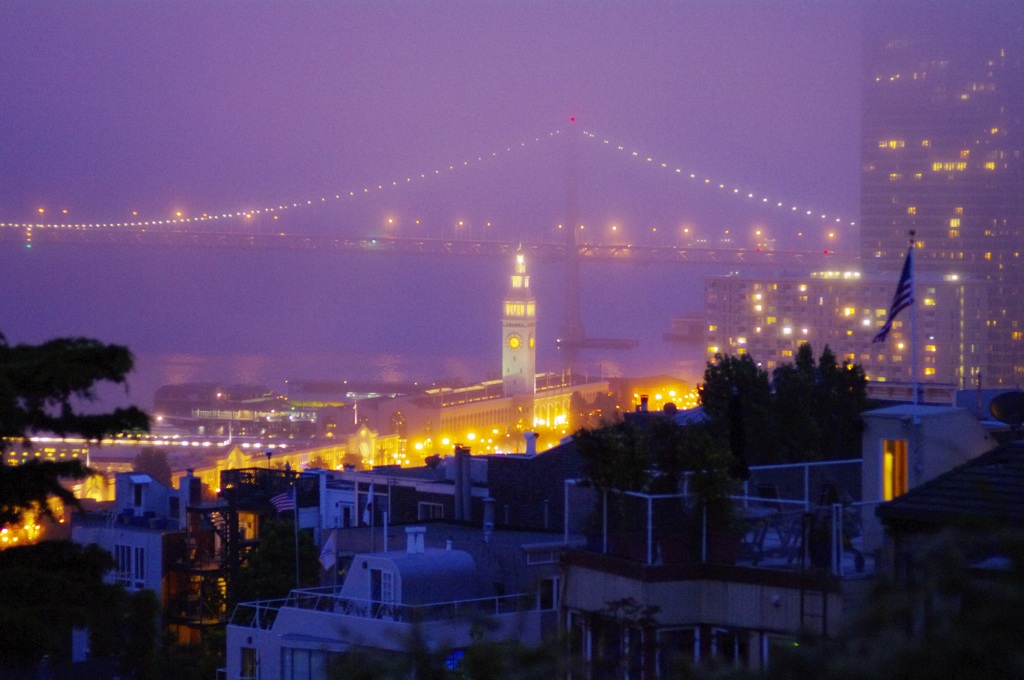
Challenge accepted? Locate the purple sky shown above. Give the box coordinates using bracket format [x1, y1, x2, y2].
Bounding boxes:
[0, 1, 864, 403]
[2, 1, 861, 229]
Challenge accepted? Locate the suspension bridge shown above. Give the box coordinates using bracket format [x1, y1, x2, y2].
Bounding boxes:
[1, 126, 854, 268]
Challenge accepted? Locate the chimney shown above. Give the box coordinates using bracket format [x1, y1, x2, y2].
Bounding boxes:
[453, 445, 472, 521]
[405, 526, 426, 554]
[524, 431, 537, 456]
[640, 394, 649, 412]
[182, 469, 201, 504]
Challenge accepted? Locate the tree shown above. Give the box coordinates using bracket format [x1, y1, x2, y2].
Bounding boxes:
[769, 344, 870, 461]
[770, 344, 822, 461]
[573, 421, 650, 493]
[0, 332, 150, 525]
[814, 346, 869, 459]
[134, 447, 173, 487]
[699, 346, 870, 464]
[231, 518, 320, 607]
[0, 541, 125, 672]
[698, 353, 774, 464]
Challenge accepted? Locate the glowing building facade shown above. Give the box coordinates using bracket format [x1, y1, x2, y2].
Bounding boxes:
[707, 5, 1024, 390]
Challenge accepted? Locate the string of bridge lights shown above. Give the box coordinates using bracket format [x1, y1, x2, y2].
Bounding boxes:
[577, 128, 856, 230]
[0, 131, 565, 231]
[2, 125, 854, 233]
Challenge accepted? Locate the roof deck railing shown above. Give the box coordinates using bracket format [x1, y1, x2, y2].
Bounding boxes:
[564, 458, 881, 577]
[229, 587, 536, 629]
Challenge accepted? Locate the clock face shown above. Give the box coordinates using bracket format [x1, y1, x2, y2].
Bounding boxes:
[529, 335, 535, 349]
[507, 334, 521, 350]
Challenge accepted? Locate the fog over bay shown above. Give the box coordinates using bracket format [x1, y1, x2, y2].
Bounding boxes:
[0, 1, 864, 407]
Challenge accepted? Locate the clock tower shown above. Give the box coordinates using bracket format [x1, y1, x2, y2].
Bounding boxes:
[502, 248, 537, 396]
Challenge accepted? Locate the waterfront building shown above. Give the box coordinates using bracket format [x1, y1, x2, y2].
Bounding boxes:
[706, 4, 1024, 390]
[341, 248, 610, 462]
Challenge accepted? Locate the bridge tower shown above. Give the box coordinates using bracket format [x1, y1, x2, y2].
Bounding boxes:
[558, 119, 586, 348]
[502, 248, 537, 397]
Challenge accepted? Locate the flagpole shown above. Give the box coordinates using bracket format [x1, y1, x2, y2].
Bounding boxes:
[909, 230, 918, 405]
[292, 484, 300, 590]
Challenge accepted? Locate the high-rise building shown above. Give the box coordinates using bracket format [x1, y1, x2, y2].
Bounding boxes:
[706, 4, 1024, 391]
[860, 3, 1024, 388]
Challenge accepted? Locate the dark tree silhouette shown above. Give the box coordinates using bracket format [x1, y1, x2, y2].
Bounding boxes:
[231, 518, 320, 607]
[0, 332, 150, 525]
[133, 447, 173, 487]
[699, 353, 775, 464]
[699, 345, 869, 464]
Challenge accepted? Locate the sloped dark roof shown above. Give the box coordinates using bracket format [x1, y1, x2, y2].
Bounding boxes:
[877, 442, 1024, 526]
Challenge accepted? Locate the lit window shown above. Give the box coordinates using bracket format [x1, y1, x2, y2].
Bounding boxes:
[959, 150, 970, 159]
[907, 206, 916, 215]
[984, 162, 996, 170]
[950, 218, 960, 228]
[954, 206, 964, 215]
[924, 367, 936, 376]
[925, 344, 937, 352]
[844, 307, 855, 316]
[921, 139, 930, 147]
[883, 439, 908, 501]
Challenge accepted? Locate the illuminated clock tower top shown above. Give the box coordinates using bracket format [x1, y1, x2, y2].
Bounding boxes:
[502, 248, 536, 396]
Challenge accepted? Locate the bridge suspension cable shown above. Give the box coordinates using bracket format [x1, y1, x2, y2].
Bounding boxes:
[1, 130, 566, 231]
[3, 125, 854, 235]
[577, 127, 856, 230]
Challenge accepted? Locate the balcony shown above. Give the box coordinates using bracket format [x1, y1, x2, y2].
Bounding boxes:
[564, 459, 882, 581]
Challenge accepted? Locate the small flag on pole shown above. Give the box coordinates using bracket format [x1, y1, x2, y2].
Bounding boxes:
[270, 490, 296, 513]
[873, 245, 914, 343]
[362, 482, 375, 525]
[319, 531, 337, 570]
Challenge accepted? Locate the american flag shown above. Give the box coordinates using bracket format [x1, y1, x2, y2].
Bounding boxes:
[873, 245, 914, 343]
[270, 490, 296, 513]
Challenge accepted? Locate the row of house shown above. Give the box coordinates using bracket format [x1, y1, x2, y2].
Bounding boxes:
[71, 392, 1022, 677]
